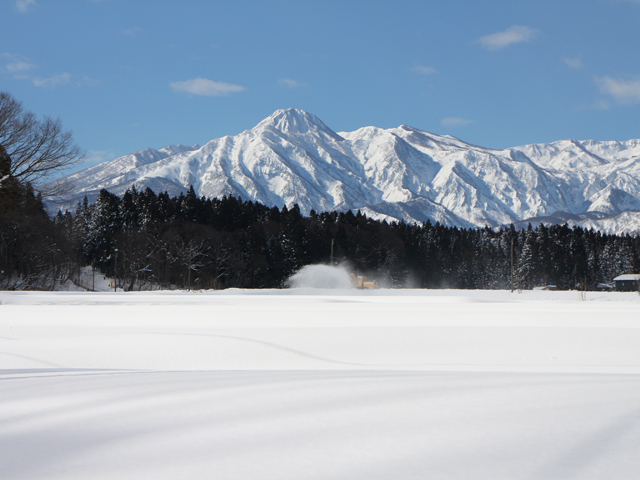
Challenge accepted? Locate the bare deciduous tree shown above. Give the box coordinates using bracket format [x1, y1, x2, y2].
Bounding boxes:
[0, 91, 84, 195]
[172, 237, 209, 291]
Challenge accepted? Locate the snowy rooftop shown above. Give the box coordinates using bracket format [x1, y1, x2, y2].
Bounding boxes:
[613, 274, 640, 281]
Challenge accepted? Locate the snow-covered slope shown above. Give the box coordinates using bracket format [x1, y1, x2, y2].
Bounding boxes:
[52, 144, 201, 205]
[51, 109, 640, 233]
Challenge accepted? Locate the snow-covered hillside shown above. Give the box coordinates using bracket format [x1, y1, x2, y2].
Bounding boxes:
[50, 109, 640, 233]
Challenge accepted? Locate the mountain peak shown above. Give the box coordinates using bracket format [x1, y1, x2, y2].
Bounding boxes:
[257, 108, 342, 139]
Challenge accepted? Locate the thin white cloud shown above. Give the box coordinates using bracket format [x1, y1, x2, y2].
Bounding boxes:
[477, 26, 538, 50]
[81, 149, 118, 168]
[15, 0, 36, 13]
[32, 72, 72, 88]
[170, 77, 246, 97]
[3, 54, 36, 74]
[278, 78, 306, 89]
[77, 75, 104, 87]
[3, 53, 96, 89]
[578, 99, 611, 111]
[6, 60, 36, 73]
[411, 65, 436, 75]
[441, 117, 474, 128]
[562, 56, 584, 69]
[596, 76, 640, 104]
[120, 27, 144, 38]
[3, 53, 29, 61]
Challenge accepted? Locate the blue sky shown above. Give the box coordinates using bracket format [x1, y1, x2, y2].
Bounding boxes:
[2, 0, 640, 173]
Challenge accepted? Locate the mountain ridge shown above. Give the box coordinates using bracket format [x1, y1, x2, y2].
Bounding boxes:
[49, 108, 640, 234]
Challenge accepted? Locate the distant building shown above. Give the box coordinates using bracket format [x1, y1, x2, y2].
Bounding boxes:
[533, 285, 557, 291]
[596, 283, 614, 292]
[613, 274, 640, 292]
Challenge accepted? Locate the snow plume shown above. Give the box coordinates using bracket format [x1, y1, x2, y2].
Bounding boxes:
[286, 264, 353, 289]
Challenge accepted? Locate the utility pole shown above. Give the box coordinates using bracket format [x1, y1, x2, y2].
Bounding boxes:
[114, 248, 118, 292]
[510, 237, 514, 293]
[330, 238, 334, 265]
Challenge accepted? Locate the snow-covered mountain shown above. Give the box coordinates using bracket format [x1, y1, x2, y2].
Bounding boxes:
[50, 108, 640, 233]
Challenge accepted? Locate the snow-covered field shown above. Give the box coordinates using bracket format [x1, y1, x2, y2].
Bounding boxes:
[2, 287, 640, 479]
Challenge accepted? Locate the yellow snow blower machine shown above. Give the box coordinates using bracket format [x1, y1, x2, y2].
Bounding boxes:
[350, 273, 378, 290]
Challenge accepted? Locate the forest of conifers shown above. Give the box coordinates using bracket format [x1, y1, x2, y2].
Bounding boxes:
[1, 182, 640, 291]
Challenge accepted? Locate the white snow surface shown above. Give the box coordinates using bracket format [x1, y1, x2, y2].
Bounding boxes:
[2, 288, 640, 479]
[49, 109, 640, 233]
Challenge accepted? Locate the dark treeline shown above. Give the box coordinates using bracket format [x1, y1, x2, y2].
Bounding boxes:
[0, 180, 76, 290]
[2, 184, 640, 290]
